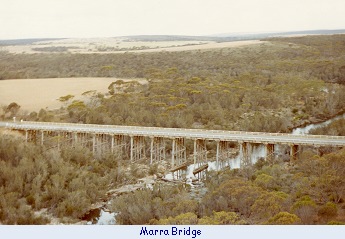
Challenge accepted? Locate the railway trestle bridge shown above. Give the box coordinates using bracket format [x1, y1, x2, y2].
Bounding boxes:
[1, 121, 345, 179]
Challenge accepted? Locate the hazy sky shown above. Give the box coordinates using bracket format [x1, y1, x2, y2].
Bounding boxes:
[1, 0, 345, 39]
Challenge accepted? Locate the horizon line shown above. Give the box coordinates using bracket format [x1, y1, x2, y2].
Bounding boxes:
[1, 28, 345, 41]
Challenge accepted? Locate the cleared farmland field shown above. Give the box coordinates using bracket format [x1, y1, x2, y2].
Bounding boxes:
[0, 77, 147, 112]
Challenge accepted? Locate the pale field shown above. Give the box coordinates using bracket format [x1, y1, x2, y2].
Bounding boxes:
[0, 78, 147, 112]
[0, 38, 262, 54]
[122, 40, 262, 53]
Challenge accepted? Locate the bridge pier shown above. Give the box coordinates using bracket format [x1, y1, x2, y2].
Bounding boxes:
[92, 134, 96, 155]
[62, 132, 73, 148]
[25, 130, 37, 144]
[290, 144, 300, 162]
[150, 137, 154, 164]
[42, 131, 55, 150]
[92, 134, 111, 157]
[193, 139, 208, 179]
[170, 138, 187, 179]
[110, 135, 127, 158]
[82, 133, 92, 148]
[41, 131, 44, 146]
[130, 136, 145, 162]
[43, 131, 63, 150]
[216, 141, 220, 170]
[72, 132, 78, 146]
[216, 141, 235, 170]
[240, 142, 251, 167]
[265, 143, 275, 164]
[111, 135, 115, 153]
[57, 132, 60, 150]
[150, 137, 165, 164]
[98, 134, 106, 155]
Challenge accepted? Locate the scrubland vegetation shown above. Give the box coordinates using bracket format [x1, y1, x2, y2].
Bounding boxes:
[1, 34, 345, 224]
[310, 118, 345, 136]
[111, 147, 345, 225]
[0, 132, 162, 224]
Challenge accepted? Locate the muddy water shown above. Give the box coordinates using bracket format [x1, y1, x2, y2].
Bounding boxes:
[292, 112, 345, 135]
[82, 208, 116, 225]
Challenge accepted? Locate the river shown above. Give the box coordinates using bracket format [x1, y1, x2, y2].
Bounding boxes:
[292, 112, 345, 135]
[82, 207, 116, 225]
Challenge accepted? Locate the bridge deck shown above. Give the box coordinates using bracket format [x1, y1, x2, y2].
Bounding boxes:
[1, 121, 345, 147]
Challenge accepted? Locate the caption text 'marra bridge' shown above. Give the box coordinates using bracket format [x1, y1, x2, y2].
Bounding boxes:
[140, 226, 202, 238]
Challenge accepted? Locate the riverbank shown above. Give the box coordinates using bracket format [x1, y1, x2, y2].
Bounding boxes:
[80, 174, 188, 224]
[291, 109, 345, 134]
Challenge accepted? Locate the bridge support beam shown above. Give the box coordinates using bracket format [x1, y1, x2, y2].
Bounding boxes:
[265, 143, 275, 164]
[110, 135, 126, 159]
[40, 131, 44, 146]
[24, 130, 33, 144]
[111, 135, 115, 153]
[57, 132, 60, 150]
[240, 142, 251, 167]
[60, 132, 73, 149]
[24, 130, 35, 143]
[150, 137, 165, 164]
[193, 139, 208, 179]
[150, 137, 154, 164]
[38, 131, 60, 150]
[92, 134, 111, 157]
[216, 141, 220, 171]
[92, 134, 96, 155]
[130, 136, 145, 162]
[290, 144, 299, 162]
[216, 141, 235, 170]
[103, 134, 112, 155]
[170, 138, 187, 179]
[73, 132, 78, 146]
[85, 133, 92, 147]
